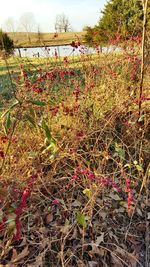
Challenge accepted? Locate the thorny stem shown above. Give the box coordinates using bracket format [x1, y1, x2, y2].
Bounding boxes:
[138, 0, 149, 116]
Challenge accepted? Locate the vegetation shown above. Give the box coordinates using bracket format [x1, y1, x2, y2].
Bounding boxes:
[55, 13, 71, 32]
[84, 0, 150, 46]
[0, 0, 150, 266]
[0, 30, 14, 55]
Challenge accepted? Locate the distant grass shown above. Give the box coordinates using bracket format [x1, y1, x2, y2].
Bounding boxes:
[8, 31, 86, 47]
[0, 53, 94, 106]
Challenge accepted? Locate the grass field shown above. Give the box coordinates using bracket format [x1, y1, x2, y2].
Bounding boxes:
[8, 31, 86, 47]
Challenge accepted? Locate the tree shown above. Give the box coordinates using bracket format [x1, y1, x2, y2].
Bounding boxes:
[84, 0, 150, 46]
[84, 25, 108, 47]
[19, 12, 36, 43]
[4, 17, 16, 35]
[37, 24, 43, 43]
[54, 14, 71, 32]
[0, 30, 14, 55]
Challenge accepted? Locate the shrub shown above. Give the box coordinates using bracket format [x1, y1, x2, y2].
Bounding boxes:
[0, 29, 14, 56]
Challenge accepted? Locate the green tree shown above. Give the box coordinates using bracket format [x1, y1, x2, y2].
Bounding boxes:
[84, 0, 150, 46]
[0, 30, 14, 55]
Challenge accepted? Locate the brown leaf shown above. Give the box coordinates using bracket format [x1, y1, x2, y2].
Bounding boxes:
[88, 261, 98, 267]
[110, 253, 123, 267]
[127, 252, 140, 267]
[27, 250, 46, 267]
[109, 193, 121, 201]
[77, 260, 86, 267]
[127, 207, 134, 218]
[108, 231, 119, 243]
[11, 246, 29, 264]
[45, 213, 53, 224]
[136, 222, 146, 232]
[95, 232, 104, 245]
[126, 235, 140, 245]
[89, 244, 105, 257]
[72, 200, 82, 207]
[61, 220, 71, 234]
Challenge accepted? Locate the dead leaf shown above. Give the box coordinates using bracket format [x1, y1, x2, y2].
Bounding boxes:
[99, 211, 107, 219]
[27, 250, 47, 267]
[72, 200, 82, 207]
[128, 207, 134, 218]
[136, 222, 146, 232]
[136, 208, 143, 217]
[127, 252, 139, 267]
[110, 253, 123, 267]
[89, 244, 105, 257]
[11, 246, 29, 264]
[96, 232, 104, 245]
[109, 193, 121, 201]
[61, 220, 71, 234]
[126, 235, 140, 245]
[88, 261, 98, 267]
[77, 259, 86, 267]
[45, 213, 53, 224]
[108, 231, 119, 243]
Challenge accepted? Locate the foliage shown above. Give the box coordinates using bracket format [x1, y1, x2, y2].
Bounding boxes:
[0, 29, 14, 55]
[84, 0, 150, 45]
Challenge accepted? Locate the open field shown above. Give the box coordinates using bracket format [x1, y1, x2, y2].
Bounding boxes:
[0, 39, 150, 266]
[8, 31, 86, 47]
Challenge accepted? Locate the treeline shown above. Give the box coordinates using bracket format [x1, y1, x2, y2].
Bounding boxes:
[84, 0, 150, 46]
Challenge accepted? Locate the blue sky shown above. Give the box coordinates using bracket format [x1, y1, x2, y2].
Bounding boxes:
[0, 0, 107, 32]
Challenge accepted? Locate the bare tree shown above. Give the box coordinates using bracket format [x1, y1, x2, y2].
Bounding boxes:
[4, 17, 16, 36]
[37, 24, 43, 43]
[54, 14, 71, 32]
[19, 12, 36, 43]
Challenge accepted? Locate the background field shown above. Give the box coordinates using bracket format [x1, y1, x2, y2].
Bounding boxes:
[8, 31, 86, 47]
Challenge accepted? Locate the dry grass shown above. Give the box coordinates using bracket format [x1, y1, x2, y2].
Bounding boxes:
[7, 31, 86, 47]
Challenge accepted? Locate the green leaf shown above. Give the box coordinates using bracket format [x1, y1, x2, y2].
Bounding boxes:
[28, 151, 38, 158]
[7, 213, 16, 230]
[83, 188, 92, 199]
[124, 163, 131, 168]
[31, 100, 46, 106]
[115, 144, 125, 160]
[41, 119, 52, 141]
[29, 107, 36, 118]
[5, 112, 11, 132]
[1, 100, 19, 118]
[42, 140, 58, 154]
[76, 211, 86, 228]
[25, 114, 36, 127]
[138, 115, 145, 122]
[135, 164, 144, 172]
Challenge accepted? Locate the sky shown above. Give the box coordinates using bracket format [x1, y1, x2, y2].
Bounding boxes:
[0, 0, 107, 32]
